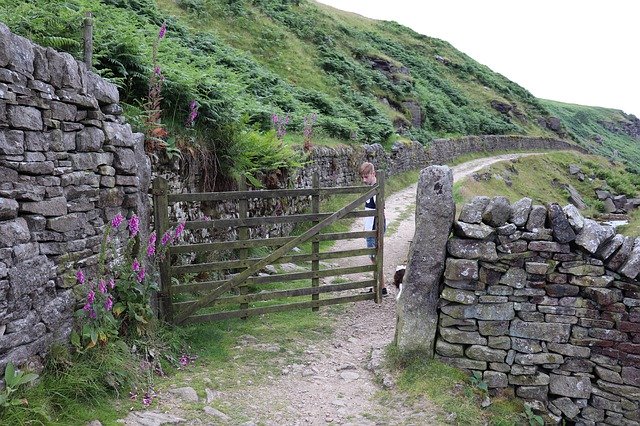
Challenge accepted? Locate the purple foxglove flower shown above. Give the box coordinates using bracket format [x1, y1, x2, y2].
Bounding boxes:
[109, 278, 115, 289]
[98, 280, 107, 294]
[104, 296, 113, 311]
[158, 22, 167, 39]
[76, 269, 85, 285]
[128, 214, 140, 237]
[132, 258, 140, 272]
[136, 267, 145, 283]
[161, 231, 172, 246]
[87, 290, 95, 304]
[111, 214, 124, 229]
[174, 222, 185, 239]
[147, 231, 157, 257]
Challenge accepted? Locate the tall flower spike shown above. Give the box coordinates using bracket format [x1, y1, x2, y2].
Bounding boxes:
[111, 214, 124, 229]
[128, 214, 140, 237]
[76, 269, 85, 285]
[158, 22, 167, 39]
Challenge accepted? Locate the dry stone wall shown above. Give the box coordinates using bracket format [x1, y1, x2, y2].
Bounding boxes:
[0, 23, 149, 371]
[438, 196, 640, 425]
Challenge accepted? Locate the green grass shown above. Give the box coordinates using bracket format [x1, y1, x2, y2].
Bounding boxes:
[388, 351, 523, 425]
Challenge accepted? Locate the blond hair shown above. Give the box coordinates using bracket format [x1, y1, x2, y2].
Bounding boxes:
[359, 162, 375, 176]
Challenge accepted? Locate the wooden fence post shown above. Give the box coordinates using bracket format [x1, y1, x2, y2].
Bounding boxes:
[375, 171, 385, 304]
[153, 177, 174, 322]
[238, 176, 249, 316]
[83, 12, 93, 69]
[311, 173, 320, 311]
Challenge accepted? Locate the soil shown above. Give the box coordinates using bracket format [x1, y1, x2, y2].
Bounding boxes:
[120, 153, 539, 426]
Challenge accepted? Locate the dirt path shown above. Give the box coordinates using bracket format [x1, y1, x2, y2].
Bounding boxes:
[213, 153, 542, 425]
[124, 153, 540, 426]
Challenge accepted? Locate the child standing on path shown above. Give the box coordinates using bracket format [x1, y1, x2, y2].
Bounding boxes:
[359, 162, 388, 297]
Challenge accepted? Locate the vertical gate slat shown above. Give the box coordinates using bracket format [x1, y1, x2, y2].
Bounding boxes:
[311, 173, 320, 311]
[153, 177, 174, 322]
[375, 171, 385, 304]
[238, 176, 249, 316]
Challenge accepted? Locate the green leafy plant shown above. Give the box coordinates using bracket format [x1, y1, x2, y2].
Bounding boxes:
[521, 404, 544, 426]
[469, 370, 488, 394]
[71, 214, 183, 350]
[0, 362, 39, 407]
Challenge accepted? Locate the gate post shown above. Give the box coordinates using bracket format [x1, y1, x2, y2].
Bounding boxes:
[375, 171, 385, 303]
[238, 176, 249, 316]
[153, 177, 174, 323]
[311, 173, 320, 311]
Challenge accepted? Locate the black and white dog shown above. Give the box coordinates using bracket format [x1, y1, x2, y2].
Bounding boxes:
[393, 265, 406, 300]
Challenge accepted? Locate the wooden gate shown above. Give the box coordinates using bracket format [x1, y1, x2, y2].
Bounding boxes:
[152, 172, 385, 325]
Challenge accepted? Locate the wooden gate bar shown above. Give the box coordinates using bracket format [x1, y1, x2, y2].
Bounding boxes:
[170, 247, 375, 274]
[173, 279, 376, 308]
[171, 264, 376, 294]
[169, 230, 376, 254]
[173, 184, 378, 324]
[174, 210, 372, 230]
[167, 185, 371, 202]
[238, 176, 249, 314]
[182, 293, 375, 324]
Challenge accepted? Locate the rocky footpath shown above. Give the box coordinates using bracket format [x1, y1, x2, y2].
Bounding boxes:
[437, 196, 640, 425]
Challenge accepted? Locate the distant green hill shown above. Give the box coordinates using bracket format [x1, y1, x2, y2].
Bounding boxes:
[1, 0, 639, 177]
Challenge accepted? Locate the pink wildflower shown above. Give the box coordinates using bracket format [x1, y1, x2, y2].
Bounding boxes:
[111, 214, 124, 229]
[98, 280, 107, 294]
[161, 231, 172, 246]
[154, 65, 161, 76]
[179, 354, 190, 367]
[132, 258, 140, 272]
[76, 269, 85, 285]
[186, 100, 199, 127]
[174, 222, 185, 239]
[137, 267, 145, 283]
[147, 231, 157, 257]
[87, 290, 95, 304]
[109, 278, 115, 289]
[104, 296, 113, 311]
[128, 214, 140, 237]
[158, 22, 167, 39]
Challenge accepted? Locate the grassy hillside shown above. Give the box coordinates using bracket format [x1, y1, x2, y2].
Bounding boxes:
[540, 100, 640, 173]
[454, 151, 640, 236]
[1, 0, 639, 180]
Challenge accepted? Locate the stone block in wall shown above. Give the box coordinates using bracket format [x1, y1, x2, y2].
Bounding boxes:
[481, 196, 510, 227]
[488, 336, 511, 349]
[86, 71, 119, 105]
[499, 267, 526, 288]
[75, 126, 106, 153]
[549, 374, 592, 398]
[458, 196, 489, 224]
[55, 89, 98, 109]
[568, 274, 615, 288]
[20, 196, 67, 216]
[484, 371, 508, 388]
[49, 101, 77, 122]
[46, 50, 81, 89]
[510, 319, 571, 343]
[103, 122, 134, 147]
[448, 238, 498, 261]
[435, 338, 464, 357]
[7, 105, 43, 131]
[526, 205, 547, 231]
[0, 23, 34, 76]
[516, 353, 564, 365]
[440, 327, 487, 345]
[475, 303, 515, 321]
[453, 221, 494, 239]
[575, 219, 615, 254]
[0, 197, 18, 220]
[509, 372, 550, 386]
[528, 240, 570, 253]
[113, 147, 136, 174]
[0, 129, 24, 155]
[548, 203, 576, 243]
[546, 284, 579, 297]
[607, 236, 635, 271]
[511, 337, 543, 353]
[441, 287, 477, 305]
[516, 385, 548, 401]
[466, 345, 506, 362]
[551, 397, 580, 419]
[596, 380, 640, 400]
[0, 217, 30, 247]
[435, 355, 487, 371]
[509, 197, 532, 227]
